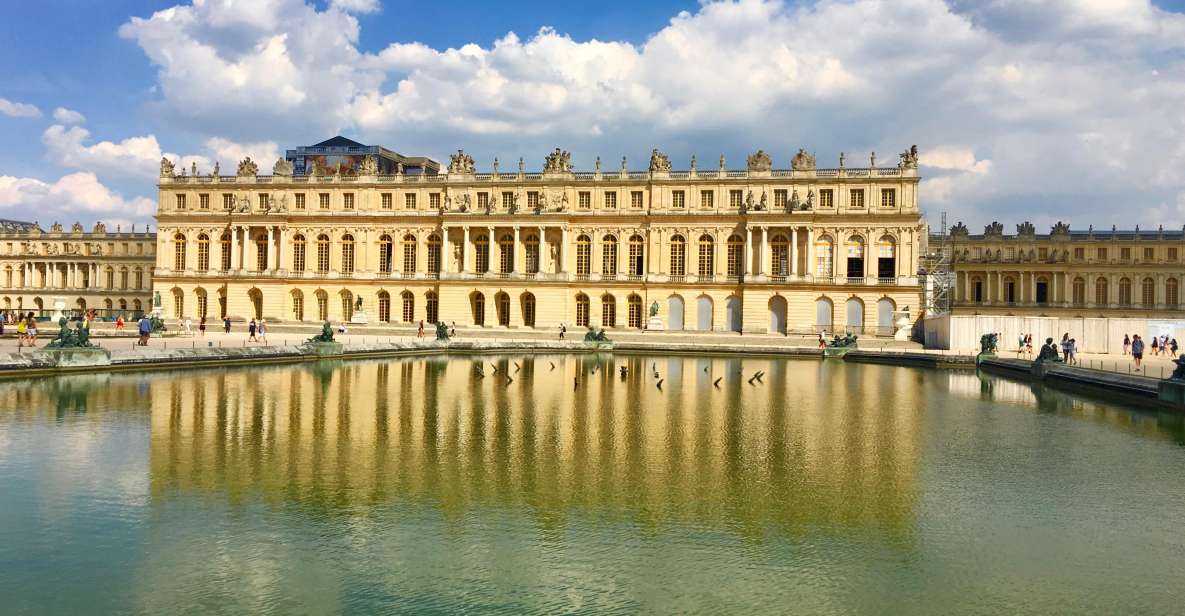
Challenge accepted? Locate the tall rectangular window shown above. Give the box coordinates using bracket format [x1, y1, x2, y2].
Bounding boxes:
[429, 193, 441, 210]
[701, 191, 714, 209]
[477, 192, 489, 210]
[295, 194, 306, 210]
[819, 189, 833, 208]
[381, 193, 392, 209]
[199, 194, 209, 210]
[880, 189, 895, 208]
[222, 194, 234, 209]
[175, 194, 186, 210]
[1121, 247, 1131, 261]
[604, 192, 617, 209]
[729, 190, 742, 209]
[1169, 247, 1178, 261]
[774, 190, 787, 210]
[1143, 247, 1154, 261]
[630, 191, 642, 209]
[527, 192, 540, 210]
[850, 189, 865, 208]
[1074, 247, 1084, 260]
[502, 192, 514, 209]
[258, 193, 269, 209]
[579, 192, 591, 209]
[1097, 247, 1107, 260]
[319, 193, 330, 209]
[672, 191, 685, 209]
[343, 193, 354, 209]
[405, 193, 416, 209]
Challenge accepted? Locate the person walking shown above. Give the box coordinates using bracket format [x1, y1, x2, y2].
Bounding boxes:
[418, 320, 425, 338]
[115, 314, 125, 331]
[1068, 338, 1078, 365]
[16, 316, 26, 349]
[1131, 334, 1144, 368]
[258, 319, 267, 344]
[223, 316, 231, 334]
[1123, 334, 1131, 355]
[1171, 338, 1179, 358]
[818, 332, 826, 349]
[559, 324, 566, 340]
[1017, 334, 1026, 357]
[183, 317, 193, 337]
[198, 316, 206, 336]
[248, 319, 258, 342]
[137, 315, 151, 346]
[1024, 334, 1033, 358]
[27, 313, 38, 346]
[1151, 336, 1159, 357]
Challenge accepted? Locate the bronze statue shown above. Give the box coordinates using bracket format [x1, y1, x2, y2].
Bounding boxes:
[584, 328, 610, 343]
[980, 333, 998, 355]
[47, 317, 96, 349]
[307, 321, 335, 343]
[435, 321, 450, 341]
[827, 333, 858, 348]
[1035, 337, 1063, 363]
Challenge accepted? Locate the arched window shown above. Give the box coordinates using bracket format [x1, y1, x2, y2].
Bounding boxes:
[602, 235, 618, 277]
[496, 292, 510, 326]
[770, 234, 788, 277]
[575, 293, 590, 327]
[341, 290, 354, 321]
[103, 299, 113, 312]
[427, 234, 441, 275]
[602, 294, 616, 328]
[1119, 277, 1132, 306]
[401, 291, 414, 323]
[255, 234, 268, 272]
[1072, 277, 1086, 305]
[521, 293, 536, 327]
[426, 291, 438, 323]
[475, 235, 489, 273]
[524, 234, 540, 274]
[628, 235, 645, 277]
[378, 291, 391, 322]
[1142, 277, 1156, 307]
[378, 234, 393, 274]
[291, 290, 304, 321]
[196, 288, 208, 318]
[1167, 278, 1179, 307]
[846, 236, 865, 279]
[402, 234, 416, 274]
[576, 235, 591, 277]
[877, 235, 897, 280]
[727, 235, 743, 277]
[669, 235, 686, 277]
[292, 234, 306, 272]
[341, 234, 355, 274]
[172, 288, 184, 318]
[173, 233, 186, 271]
[815, 236, 834, 278]
[1095, 277, 1109, 305]
[315, 290, 329, 321]
[316, 235, 330, 273]
[119, 267, 129, 290]
[197, 234, 210, 272]
[248, 289, 263, 320]
[698, 234, 715, 278]
[134, 268, 143, 290]
[499, 234, 514, 274]
[627, 294, 643, 328]
[472, 292, 485, 326]
[220, 233, 232, 271]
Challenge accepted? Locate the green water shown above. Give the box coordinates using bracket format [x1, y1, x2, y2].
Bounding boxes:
[1, 355, 1183, 615]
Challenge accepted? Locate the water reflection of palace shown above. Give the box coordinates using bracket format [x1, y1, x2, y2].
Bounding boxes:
[142, 356, 924, 542]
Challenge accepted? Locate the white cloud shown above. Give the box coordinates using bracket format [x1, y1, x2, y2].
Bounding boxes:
[0, 97, 41, 118]
[330, 0, 379, 13]
[52, 107, 86, 124]
[113, 0, 1185, 229]
[0, 173, 155, 224]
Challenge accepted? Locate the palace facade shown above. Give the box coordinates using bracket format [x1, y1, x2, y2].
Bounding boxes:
[946, 221, 1185, 317]
[153, 139, 927, 334]
[1, 221, 156, 316]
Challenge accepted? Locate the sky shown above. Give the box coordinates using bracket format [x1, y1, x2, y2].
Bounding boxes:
[3, 0, 1185, 233]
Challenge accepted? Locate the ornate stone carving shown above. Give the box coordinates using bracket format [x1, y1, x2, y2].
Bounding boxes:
[71, 222, 83, 233]
[212, 161, 220, 177]
[358, 155, 378, 176]
[789, 188, 800, 210]
[543, 148, 572, 174]
[92, 222, 106, 234]
[191, 161, 198, 176]
[898, 145, 919, 169]
[870, 151, 877, 168]
[839, 152, 846, 168]
[237, 157, 258, 177]
[50, 222, 63, 233]
[689, 155, 697, 173]
[984, 221, 1004, 236]
[447, 150, 475, 175]
[950, 222, 969, 237]
[273, 158, 294, 176]
[1051, 221, 1071, 236]
[791, 148, 816, 171]
[648, 149, 671, 173]
[159, 157, 176, 178]
[1016, 221, 1036, 237]
[805, 189, 815, 210]
[746, 150, 772, 172]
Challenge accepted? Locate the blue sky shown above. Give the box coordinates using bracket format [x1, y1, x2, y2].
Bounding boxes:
[4, 0, 1185, 231]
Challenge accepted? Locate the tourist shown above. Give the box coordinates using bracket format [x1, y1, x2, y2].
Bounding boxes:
[1061, 336, 1072, 361]
[1123, 334, 1131, 355]
[1131, 334, 1144, 368]
[198, 316, 206, 336]
[1017, 334, 1026, 357]
[258, 319, 268, 344]
[26, 313, 37, 346]
[248, 319, 258, 342]
[450, 321, 457, 339]
[137, 315, 151, 346]
[115, 314, 125, 331]
[16, 316, 26, 349]
[338, 322, 348, 335]
[1171, 338, 1179, 358]
[1151, 336, 1159, 357]
[1068, 338, 1078, 365]
[559, 324, 566, 340]
[818, 332, 826, 349]
[223, 316, 231, 334]
[183, 317, 193, 336]
[1024, 334, 1033, 358]
[418, 320, 425, 338]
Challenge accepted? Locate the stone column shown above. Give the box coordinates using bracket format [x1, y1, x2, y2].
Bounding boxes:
[715, 230, 725, 277]
[806, 228, 815, 278]
[277, 228, 286, 271]
[745, 227, 753, 276]
[230, 227, 240, 271]
[266, 227, 276, 271]
[758, 227, 767, 276]
[790, 227, 798, 277]
[487, 226, 495, 274]
[513, 227, 521, 274]
[462, 226, 470, 273]
[560, 227, 568, 277]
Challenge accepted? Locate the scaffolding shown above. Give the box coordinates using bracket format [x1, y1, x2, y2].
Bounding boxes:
[921, 211, 954, 316]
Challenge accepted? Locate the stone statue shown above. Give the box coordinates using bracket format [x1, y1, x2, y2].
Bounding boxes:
[791, 148, 816, 171]
[839, 152, 845, 168]
[805, 189, 815, 210]
[1170, 356, 1185, 381]
[447, 150, 476, 174]
[757, 191, 767, 211]
[191, 161, 198, 176]
[898, 145, 919, 169]
[690, 155, 697, 173]
[595, 156, 601, 172]
[50, 222, 63, 233]
[746, 149, 772, 172]
[355, 296, 363, 311]
[648, 149, 671, 173]
[980, 333, 998, 355]
[1016, 221, 1036, 237]
[543, 148, 572, 173]
[743, 190, 755, 212]
[212, 161, 220, 176]
[827, 333, 859, 348]
[436, 321, 450, 341]
[273, 158, 294, 176]
[159, 157, 176, 178]
[584, 328, 610, 343]
[71, 222, 84, 233]
[984, 221, 1004, 236]
[359, 155, 378, 176]
[307, 321, 335, 343]
[493, 157, 500, 174]
[150, 316, 167, 333]
[789, 189, 799, 210]
[649, 301, 659, 318]
[518, 158, 524, 175]
[237, 157, 258, 177]
[719, 154, 726, 171]
[870, 151, 877, 168]
[153, 290, 162, 308]
[1035, 338, 1063, 363]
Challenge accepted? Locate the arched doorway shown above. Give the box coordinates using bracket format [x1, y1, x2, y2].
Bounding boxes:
[877, 298, 895, 336]
[377, 291, 391, 322]
[249, 288, 263, 320]
[726, 296, 742, 332]
[815, 297, 833, 333]
[667, 295, 685, 331]
[471, 292, 485, 326]
[172, 288, 184, 318]
[696, 295, 713, 331]
[845, 298, 864, 333]
[496, 292, 510, 326]
[521, 293, 536, 328]
[768, 295, 787, 334]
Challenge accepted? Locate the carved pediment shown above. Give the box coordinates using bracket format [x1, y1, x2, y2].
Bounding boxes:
[648, 149, 671, 173]
[237, 157, 258, 177]
[747, 149, 772, 172]
[543, 148, 572, 174]
[273, 158, 294, 176]
[984, 221, 1004, 236]
[791, 148, 816, 171]
[448, 150, 476, 175]
[1016, 221, 1036, 237]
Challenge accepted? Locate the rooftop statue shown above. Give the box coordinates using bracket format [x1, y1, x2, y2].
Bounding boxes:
[648, 149, 671, 173]
[358, 155, 378, 176]
[747, 149, 772, 172]
[159, 157, 176, 178]
[448, 150, 476, 174]
[212, 161, 220, 176]
[1051, 221, 1071, 236]
[93, 222, 106, 234]
[950, 222, 969, 237]
[273, 158, 294, 176]
[50, 222, 63, 233]
[237, 156, 258, 177]
[71, 222, 83, 233]
[791, 148, 816, 171]
[984, 221, 1004, 236]
[1016, 221, 1036, 236]
[898, 145, 919, 169]
[543, 148, 572, 173]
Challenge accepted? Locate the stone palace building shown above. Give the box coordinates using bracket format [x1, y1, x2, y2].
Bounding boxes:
[1, 220, 156, 316]
[152, 137, 927, 334]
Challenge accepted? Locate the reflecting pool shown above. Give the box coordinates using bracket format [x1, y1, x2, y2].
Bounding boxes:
[1, 355, 1184, 614]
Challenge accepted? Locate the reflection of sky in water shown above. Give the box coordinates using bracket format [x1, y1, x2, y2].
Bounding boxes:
[1, 357, 1183, 615]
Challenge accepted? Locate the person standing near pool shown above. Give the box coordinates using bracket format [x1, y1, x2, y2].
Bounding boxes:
[1131, 334, 1144, 368]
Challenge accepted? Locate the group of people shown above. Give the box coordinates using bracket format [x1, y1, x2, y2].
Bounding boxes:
[1016, 334, 1035, 358]
[1059, 334, 1079, 365]
[1, 312, 42, 348]
[1123, 333, 1178, 368]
